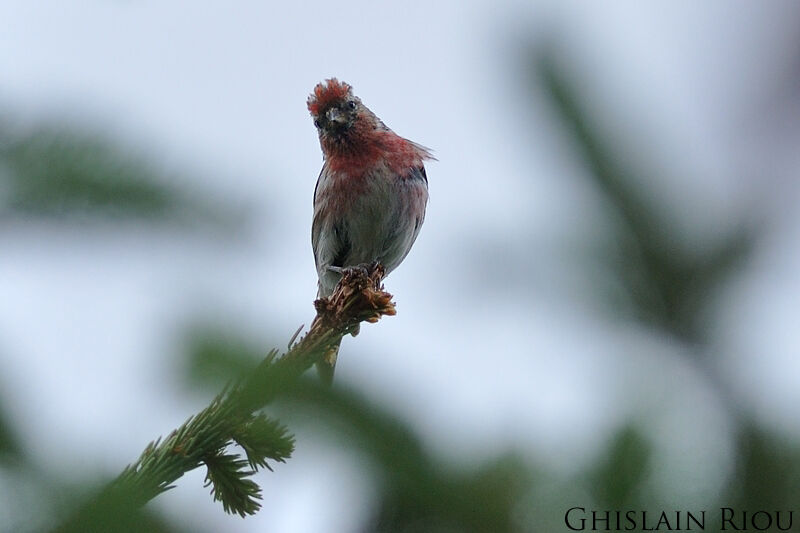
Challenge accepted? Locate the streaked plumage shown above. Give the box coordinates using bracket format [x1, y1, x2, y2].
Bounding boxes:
[308, 78, 432, 382]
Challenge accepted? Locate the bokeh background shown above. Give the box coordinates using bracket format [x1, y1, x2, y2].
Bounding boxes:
[2, 1, 800, 531]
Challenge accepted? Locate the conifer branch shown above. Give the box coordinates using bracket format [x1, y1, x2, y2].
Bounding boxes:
[55, 264, 395, 530]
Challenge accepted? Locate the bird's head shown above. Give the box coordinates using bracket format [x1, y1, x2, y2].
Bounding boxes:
[307, 78, 363, 137]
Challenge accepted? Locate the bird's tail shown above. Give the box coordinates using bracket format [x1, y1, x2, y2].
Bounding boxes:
[315, 338, 341, 386]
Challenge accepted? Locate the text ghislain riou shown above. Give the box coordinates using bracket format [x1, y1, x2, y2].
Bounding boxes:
[565, 507, 794, 531]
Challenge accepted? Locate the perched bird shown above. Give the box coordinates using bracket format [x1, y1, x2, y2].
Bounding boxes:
[308, 78, 433, 384]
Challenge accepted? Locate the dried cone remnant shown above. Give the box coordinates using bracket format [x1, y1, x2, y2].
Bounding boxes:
[313, 263, 396, 335]
[280, 263, 395, 377]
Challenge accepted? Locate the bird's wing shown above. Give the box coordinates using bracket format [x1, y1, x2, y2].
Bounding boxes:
[312, 166, 352, 296]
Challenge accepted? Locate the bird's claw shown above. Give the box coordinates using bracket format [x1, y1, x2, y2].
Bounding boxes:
[327, 262, 380, 277]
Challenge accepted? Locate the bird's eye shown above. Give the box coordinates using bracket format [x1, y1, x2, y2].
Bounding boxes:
[314, 119, 321, 128]
[347, 101, 356, 110]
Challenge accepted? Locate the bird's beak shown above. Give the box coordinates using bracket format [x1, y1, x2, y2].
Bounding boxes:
[326, 107, 346, 125]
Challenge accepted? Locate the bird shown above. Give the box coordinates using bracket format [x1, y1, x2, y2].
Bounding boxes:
[307, 78, 433, 384]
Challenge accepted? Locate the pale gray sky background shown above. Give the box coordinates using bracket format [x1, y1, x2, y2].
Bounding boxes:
[1, 1, 799, 531]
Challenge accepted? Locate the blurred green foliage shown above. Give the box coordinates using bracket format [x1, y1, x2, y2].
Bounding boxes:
[285, 380, 532, 533]
[535, 48, 756, 345]
[528, 42, 800, 532]
[181, 323, 263, 388]
[0, 404, 20, 461]
[728, 424, 800, 517]
[1, 128, 176, 218]
[180, 323, 534, 532]
[0, 121, 245, 227]
[0, 125, 175, 219]
[588, 426, 649, 510]
[51, 477, 191, 533]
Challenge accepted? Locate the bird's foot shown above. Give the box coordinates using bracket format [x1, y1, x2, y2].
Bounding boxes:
[327, 262, 381, 278]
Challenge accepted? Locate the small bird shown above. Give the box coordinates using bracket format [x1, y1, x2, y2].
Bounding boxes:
[308, 78, 433, 384]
